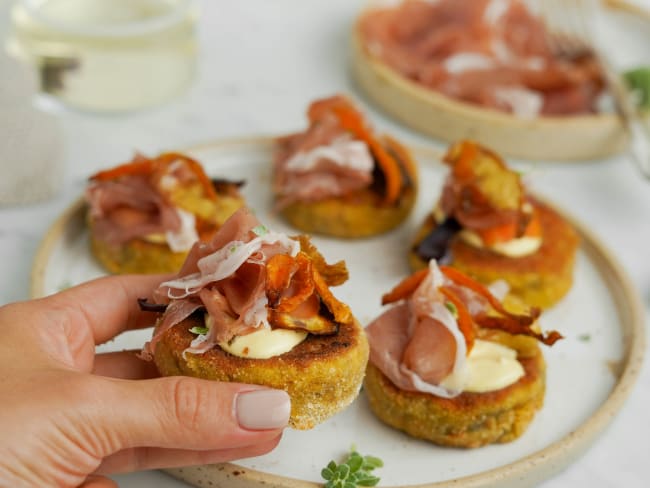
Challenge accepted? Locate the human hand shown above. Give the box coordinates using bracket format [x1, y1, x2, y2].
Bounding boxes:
[0, 275, 290, 488]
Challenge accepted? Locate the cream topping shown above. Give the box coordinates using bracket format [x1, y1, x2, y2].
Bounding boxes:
[440, 339, 525, 393]
[219, 328, 308, 359]
[434, 205, 542, 257]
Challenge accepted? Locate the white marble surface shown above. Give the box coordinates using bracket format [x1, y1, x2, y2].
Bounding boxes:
[1, 1, 649, 487]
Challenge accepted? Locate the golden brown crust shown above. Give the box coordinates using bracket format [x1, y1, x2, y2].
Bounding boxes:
[89, 193, 245, 274]
[154, 315, 370, 430]
[364, 345, 546, 448]
[410, 200, 579, 308]
[278, 139, 418, 238]
[89, 225, 188, 274]
[280, 184, 417, 238]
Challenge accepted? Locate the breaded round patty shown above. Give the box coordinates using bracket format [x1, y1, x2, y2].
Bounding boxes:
[280, 184, 417, 238]
[90, 226, 188, 274]
[364, 345, 546, 448]
[154, 315, 369, 430]
[410, 201, 579, 308]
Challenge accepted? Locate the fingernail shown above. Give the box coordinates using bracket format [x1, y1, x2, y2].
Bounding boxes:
[235, 389, 291, 430]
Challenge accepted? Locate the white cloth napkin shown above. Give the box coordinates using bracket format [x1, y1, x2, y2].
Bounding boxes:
[0, 50, 64, 206]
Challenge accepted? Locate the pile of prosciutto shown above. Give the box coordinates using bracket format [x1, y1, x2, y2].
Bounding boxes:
[141, 207, 352, 359]
[86, 153, 218, 252]
[359, 0, 605, 118]
[365, 260, 561, 398]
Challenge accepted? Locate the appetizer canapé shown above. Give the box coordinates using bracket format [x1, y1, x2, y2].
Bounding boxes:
[273, 94, 418, 238]
[86, 152, 245, 274]
[410, 140, 579, 309]
[141, 207, 369, 430]
[364, 260, 562, 448]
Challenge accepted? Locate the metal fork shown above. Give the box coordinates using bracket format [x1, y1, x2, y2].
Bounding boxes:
[537, 0, 650, 178]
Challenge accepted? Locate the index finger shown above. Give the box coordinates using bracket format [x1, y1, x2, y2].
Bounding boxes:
[42, 274, 169, 345]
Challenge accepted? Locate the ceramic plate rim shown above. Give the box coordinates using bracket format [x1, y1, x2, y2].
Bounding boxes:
[350, 0, 650, 161]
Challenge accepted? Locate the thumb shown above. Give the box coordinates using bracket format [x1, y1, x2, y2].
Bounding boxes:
[89, 375, 291, 454]
[78, 475, 118, 488]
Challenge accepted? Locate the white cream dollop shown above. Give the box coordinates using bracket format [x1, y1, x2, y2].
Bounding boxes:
[220, 328, 308, 359]
[434, 205, 542, 257]
[440, 339, 525, 393]
[458, 229, 542, 257]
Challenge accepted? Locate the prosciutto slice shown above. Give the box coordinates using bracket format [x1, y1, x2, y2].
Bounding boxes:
[366, 261, 468, 398]
[85, 153, 214, 251]
[366, 259, 557, 398]
[142, 207, 351, 359]
[274, 98, 375, 208]
[86, 177, 182, 245]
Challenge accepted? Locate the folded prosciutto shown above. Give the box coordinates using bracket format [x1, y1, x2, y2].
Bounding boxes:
[358, 0, 605, 117]
[415, 140, 543, 262]
[86, 152, 243, 253]
[141, 207, 352, 359]
[366, 260, 561, 398]
[274, 94, 409, 208]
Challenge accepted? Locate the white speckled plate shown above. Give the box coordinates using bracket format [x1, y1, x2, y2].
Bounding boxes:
[30, 138, 645, 488]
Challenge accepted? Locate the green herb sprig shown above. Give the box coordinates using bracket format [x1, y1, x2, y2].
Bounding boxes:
[321, 448, 383, 488]
[624, 67, 650, 111]
[444, 301, 458, 318]
[189, 325, 209, 335]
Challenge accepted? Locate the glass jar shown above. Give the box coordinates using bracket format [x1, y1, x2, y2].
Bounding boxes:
[6, 0, 197, 112]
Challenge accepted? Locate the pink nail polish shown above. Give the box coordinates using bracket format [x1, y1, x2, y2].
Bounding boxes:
[236, 389, 291, 430]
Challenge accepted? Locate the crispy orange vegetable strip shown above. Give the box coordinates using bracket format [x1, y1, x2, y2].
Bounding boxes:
[477, 315, 563, 345]
[265, 254, 299, 306]
[444, 140, 537, 243]
[440, 286, 475, 353]
[440, 265, 540, 323]
[273, 253, 316, 313]
[268, 308, 338, 335]
[381, 269, 429, 305]
[382, 134, 417, 185]
[156, 152, 218, 199]
[90, 154, 154, 181]
[478, 212, 541, 245]
[333, 105, 402, 205]
[381, 264, 560, 346]
[91, 152, 217, 200]
[446, 140, 479, 181]
[309, 96, 403, 205]
[311, 266, 353, 325]
[266, 252, 352, 330]
[296, 235, 348, 286]
[440, 265, 562, 343]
